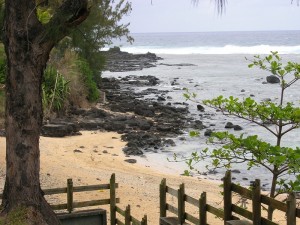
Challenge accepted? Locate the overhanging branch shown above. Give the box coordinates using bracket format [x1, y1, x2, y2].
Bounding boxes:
[37, 0, 89, 48]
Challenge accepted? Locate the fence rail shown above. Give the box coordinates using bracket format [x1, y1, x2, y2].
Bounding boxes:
[160, 170, 300, 225]
[115, 205, 147, 225]
[0, 173, 146, 225]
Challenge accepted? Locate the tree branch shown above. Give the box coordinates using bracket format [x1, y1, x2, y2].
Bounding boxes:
[37, 0, 89, 48]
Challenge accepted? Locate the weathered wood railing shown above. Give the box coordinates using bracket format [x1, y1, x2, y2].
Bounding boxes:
[160, 178, 227, 225]
[0, 173, 146, 225]
[160, 170, 300, 225]
[224, 171, 299, 225]
[115, 205, 147, 225]
[41, 173, 119, 214]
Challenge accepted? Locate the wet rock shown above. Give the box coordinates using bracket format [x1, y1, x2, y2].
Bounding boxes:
[197, 104, 205, 112]
[266, 75, 280, 84]
[233, 125, 243, 131]
[204, 129, 213, 136]
[102, 48, 163, 72]
[232, 169, 241, 174]
[157, 96, 166, 101]
[163, 139, 176, 147]
[225, 122, 234, 128]
[123, 147, 143, 156]
[190, 120, 206, 130]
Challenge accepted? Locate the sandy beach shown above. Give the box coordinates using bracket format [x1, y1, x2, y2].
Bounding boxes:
[0, 131, 224, 224]
[0, 131, 292, 224]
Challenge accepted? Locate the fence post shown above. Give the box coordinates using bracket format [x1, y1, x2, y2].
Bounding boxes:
[110, 173, 116, 225]
[286, 192, 296, 225]
[141, 214, 148, 225]
[178, 183, 185, 224]
[199, 192, 207, 225]
[252, 179, 261, 225]
[67, 178, 73, 213]
[125, 205, 131, 225]
[223, 171, 232, 224]
[160, 178, 167, 218]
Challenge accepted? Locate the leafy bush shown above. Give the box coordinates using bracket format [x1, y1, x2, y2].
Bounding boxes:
[179, 52, 300, 219]
[42, 66, 70, 115]
[75, 57, 99, 102]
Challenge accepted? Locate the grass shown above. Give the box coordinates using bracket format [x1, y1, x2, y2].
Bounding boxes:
[0, 206, 27, 225]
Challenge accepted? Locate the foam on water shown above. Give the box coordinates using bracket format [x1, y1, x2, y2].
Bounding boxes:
[104, 45, 300, 55]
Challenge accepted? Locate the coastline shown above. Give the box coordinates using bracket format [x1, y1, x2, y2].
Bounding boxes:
[0, 131, 224, 224]
[1, 49, 299, 223]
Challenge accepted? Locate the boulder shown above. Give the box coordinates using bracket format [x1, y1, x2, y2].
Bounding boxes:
[104, 121, 126, 132]
[42, 123, 80, 137]
[197, 104, 205, 112]
[204, 129, 213, 136]
[225, 122, 234, 128]
[233, 125, 243, 131]
[266, 75, 280, 84]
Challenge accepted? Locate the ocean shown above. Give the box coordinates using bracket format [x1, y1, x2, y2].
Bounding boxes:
[103, 30, 300, 187]
[106, 30, 300, 55]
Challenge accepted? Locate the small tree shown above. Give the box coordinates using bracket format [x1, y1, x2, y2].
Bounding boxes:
[179, 52, 300, 220]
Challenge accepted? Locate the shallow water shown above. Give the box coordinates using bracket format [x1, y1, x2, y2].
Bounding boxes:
[103, 53, 300, 188]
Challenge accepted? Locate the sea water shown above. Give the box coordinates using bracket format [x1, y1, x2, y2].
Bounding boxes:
[103, 31, 300, 187]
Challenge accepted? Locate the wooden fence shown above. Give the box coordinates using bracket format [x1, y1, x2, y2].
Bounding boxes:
[223, 171, 299, 225]
[42, 174, 119, 214]
[115, 205, 147, 225]
[160, 170, 300, 225]
[0, 173, 146, 225]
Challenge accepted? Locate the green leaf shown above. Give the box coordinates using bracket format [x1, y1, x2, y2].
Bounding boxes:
[189, 131, 200, 137]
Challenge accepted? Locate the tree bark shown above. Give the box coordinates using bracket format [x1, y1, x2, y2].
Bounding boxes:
[1, 0, 88, 224]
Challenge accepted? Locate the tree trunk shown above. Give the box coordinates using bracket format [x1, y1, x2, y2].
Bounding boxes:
[1, 51, 60, 224]
[0, 1, 60, 224]
[0, 0, 88, 223]
[267, 172, 278, 220]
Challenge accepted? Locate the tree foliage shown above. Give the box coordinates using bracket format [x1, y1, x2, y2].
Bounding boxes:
[57, 0, 133, 81]
[178, 52, 300, 220]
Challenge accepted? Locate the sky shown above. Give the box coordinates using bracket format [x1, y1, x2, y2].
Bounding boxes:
[121, 0, 300, 33]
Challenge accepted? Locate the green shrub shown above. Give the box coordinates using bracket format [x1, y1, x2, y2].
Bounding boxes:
[75, 58, 99, 102]
[42, 66, 70, 115]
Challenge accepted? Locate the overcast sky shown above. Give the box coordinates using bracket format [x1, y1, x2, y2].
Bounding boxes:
[121, 0, 300, 33]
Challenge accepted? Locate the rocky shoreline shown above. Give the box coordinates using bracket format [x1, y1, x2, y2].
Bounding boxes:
[42, 73, 207, 157]
[40, 49, 209, 159]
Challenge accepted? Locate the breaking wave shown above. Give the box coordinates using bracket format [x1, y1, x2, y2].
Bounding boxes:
[112, 45, 300, 55]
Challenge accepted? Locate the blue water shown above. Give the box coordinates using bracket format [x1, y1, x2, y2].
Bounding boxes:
[104, 30, 300, 186]
[107, 30, 300, 54]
